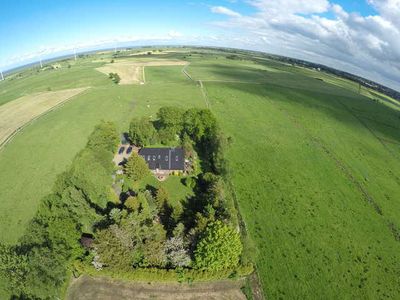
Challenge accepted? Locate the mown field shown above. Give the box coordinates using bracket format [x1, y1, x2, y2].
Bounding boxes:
[0, 48, 399, 299]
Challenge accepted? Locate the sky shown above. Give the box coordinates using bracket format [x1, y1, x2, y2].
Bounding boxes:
[0, 0, 399, 90]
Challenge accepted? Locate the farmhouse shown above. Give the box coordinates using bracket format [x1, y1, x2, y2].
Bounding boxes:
[139, 147, 184, 171]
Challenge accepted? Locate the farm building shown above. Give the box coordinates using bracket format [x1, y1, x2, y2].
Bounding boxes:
[139, 147, 184, 171]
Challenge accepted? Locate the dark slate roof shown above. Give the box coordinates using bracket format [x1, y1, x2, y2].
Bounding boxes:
[138, 147, 185, 170]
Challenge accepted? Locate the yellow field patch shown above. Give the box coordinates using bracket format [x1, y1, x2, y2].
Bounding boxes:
[96, 60, 188, 84]
[0, 87, 89, 147]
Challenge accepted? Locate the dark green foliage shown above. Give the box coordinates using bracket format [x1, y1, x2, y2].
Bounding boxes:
[157, 106, 185, 142]
[94, 209, 167, 268]
[124, 153, 150, 181]
[129, 117, 157, 146]
[0, 244, 27, 295]
[0, 121, 119, 299]
[94, 225, 136, 270]
[87, 121, 119, 154]
[157, 127, 177, 144]
[181, 133, 194, 156]
[183, 108, 217, 143]
[70, 148, 112, 208]
[108, 72, 120, 84]
[155, 185, 169, 209]
[194, 221, 242, 271]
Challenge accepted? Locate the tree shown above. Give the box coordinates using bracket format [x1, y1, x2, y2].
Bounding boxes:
[156, 106, 186, 144]
[108, 72, 120, 84]
[87, 121, 119, 154]
[155, 185, 169, 209]
[183, 108, 217, 143]
[129, 117, 156, 146]
[165, 237, 191, 267]
[0, 244, 27, 295]
[157, 106, 185, 133]
[194, 221, 242, 271]
[94, 225, 134, 270]
[141, 223, 167, 267]
[124, 153, 150, 182]
[113, 73, 121, 84]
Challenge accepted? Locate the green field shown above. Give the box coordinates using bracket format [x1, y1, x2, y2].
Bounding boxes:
[0, 56, 205, 244]
[0, 48, 399, 299]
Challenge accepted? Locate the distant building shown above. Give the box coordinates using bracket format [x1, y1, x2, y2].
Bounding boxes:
[138, 147, 184, 171]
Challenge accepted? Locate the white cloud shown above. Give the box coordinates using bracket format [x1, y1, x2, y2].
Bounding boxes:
[209, 0, 400, 90]
[250, 0, 331, 15]
[211, 6, 241, 17]
[168, 30, 183, 38]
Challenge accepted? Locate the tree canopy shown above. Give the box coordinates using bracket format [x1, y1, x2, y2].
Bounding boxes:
[124, 152, 150, 181]
[194, 221, 242, 271]
[129, 117, 157, 146]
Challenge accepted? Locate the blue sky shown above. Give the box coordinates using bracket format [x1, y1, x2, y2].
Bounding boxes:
[0, 0, 399, 90]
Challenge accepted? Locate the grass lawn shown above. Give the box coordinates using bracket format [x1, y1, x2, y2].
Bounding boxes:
[137, 174, 194, 209]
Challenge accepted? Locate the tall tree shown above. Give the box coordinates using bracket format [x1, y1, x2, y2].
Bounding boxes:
[129, 117, 156, 146]
[194, 221, 242, 271]
[157, 106, 185, 133]
[124, 153, 150, 182]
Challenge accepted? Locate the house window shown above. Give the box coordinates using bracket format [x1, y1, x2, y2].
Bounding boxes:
[165, 155, 168, 161]
[175, 156, 179, 161]
[147, 155, 151, 161]
[153, 155, 156, 161]
[158, 155, 161, 159]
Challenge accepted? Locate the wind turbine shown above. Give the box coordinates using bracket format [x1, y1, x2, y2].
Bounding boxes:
[39, 57, 43, 68]
[0, 70, 4, 81]
[74, 48, 77, 61]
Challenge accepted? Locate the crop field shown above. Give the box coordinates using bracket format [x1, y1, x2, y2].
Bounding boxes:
[96, 59, 188, 84]
[0, 87, 88, 147]
[0, 48, 399, 299]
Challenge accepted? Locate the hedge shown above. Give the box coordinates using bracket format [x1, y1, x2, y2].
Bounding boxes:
[73, 261, 253, 283]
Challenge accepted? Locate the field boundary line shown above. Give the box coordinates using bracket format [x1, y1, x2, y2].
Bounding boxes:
[198, 80, 210, 109]
[181, 63, 193, 80]
[180, 64, 210, 109]
[226, 179, 266, 300]
[0, 87, 91, 151]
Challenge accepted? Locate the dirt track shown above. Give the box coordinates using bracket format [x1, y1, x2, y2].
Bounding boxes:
[66, 276, 246, 300]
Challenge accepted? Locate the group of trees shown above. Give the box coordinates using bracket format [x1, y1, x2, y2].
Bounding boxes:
[0, 107, 245, 299]
[128, 106, 229, 175]
[0, 121, 119, 299]
[91, 107, 241, 273]
[108, 72, 121, 84]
